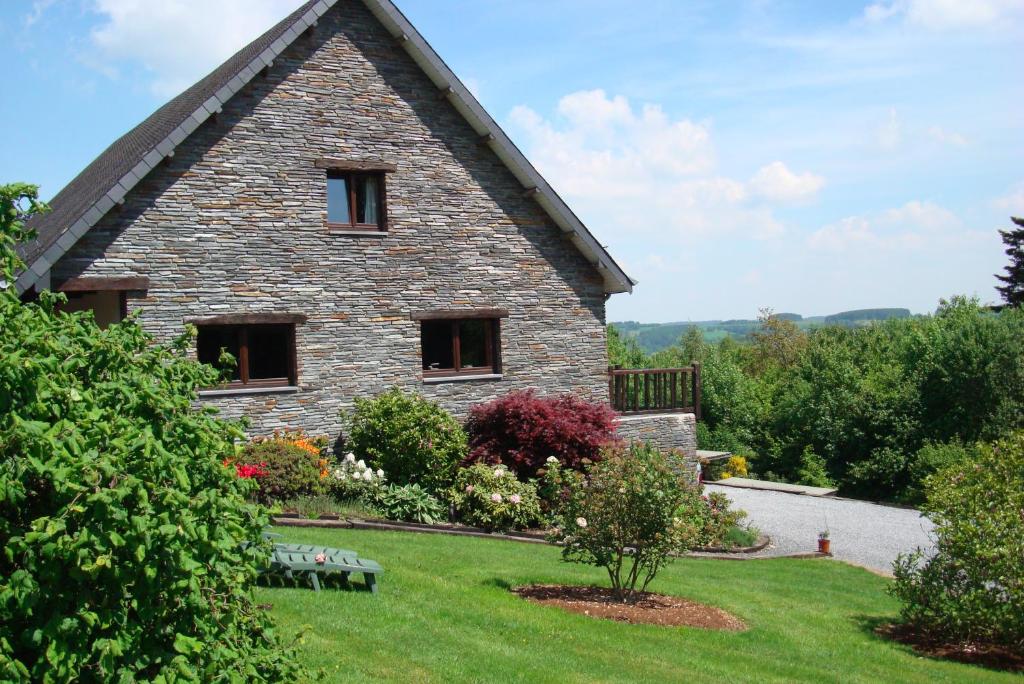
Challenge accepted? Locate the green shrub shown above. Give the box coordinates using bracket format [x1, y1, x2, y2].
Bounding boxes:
[891, 432, 1024, 650]
[552, 442, 701, 603]
[344, 388, 467, 492]
[795, 447, 835, 488]
[243, 438, 324, 504]
[904, 440, 976, 505]
[674, 489, 749, 548]
[449, 464, 543, 532]
[0, 184, 300, 682]
[369, 484, 447, 524]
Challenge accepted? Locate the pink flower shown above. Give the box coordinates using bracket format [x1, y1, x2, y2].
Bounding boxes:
[465, 484, 475, 493]
[490, 493, 502, 503]
[314, 553, 327, 564]
[509, 494, 522, 504]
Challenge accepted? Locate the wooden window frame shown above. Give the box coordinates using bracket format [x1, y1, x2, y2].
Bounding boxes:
[326, 171, 387, 232]
[420, 318, 501, 378]
[197, 323, 298, 389]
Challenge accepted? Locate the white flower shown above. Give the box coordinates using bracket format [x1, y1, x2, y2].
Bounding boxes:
[362, 470, 373, 482]
[546, 456, 558, 464]
[575, 517, 588, 528]
[345, 453, 356, 464]
[493, 468, 505, 478]
[336, 472, 347, 481]
[356, 459, 366, 469]
[490, 493, 503, 503]
[377, 469, 385, 479]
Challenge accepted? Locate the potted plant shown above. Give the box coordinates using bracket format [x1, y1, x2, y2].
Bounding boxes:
[817, 530, 831, 554]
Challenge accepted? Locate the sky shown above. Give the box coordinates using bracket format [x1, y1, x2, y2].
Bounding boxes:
[1, 0, 1022, 322]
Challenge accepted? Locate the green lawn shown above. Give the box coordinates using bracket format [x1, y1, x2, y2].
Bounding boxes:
[259, 527, 1014, 683]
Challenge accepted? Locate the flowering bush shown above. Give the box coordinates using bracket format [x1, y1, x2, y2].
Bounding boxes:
[465, 390, 618, 479]
[449, 464, 543, 532]
[344, 388, 467, 492]
[721, 455, 748, 479]
[328, 453, 385, 500]
[241, 431, 328, 504]
[551, 442, 702, 603]
[234, 462, 268, 479]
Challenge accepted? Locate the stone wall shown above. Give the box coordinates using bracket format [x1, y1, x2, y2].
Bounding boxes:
[51, 0, 609, 440]
[615, 413, 699, 479]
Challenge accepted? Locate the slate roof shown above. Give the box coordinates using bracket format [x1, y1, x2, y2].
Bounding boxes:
[18, 0, 633, 294]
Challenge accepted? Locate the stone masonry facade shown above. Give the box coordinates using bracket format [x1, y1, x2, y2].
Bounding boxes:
[51, 0, 609, 441]
[615, 414, 699, 479]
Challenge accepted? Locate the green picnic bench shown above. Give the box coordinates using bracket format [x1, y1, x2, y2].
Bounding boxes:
[267, 543, 384, 594]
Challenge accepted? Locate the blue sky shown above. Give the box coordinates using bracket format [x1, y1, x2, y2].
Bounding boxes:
[1, 0, 1022, 322]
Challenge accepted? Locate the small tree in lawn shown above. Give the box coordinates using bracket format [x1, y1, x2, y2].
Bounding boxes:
[552, 442, 701, 604]
[996, 217, 1024, 307]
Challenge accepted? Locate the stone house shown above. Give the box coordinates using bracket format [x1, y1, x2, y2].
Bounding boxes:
[17, 0, 696, 456]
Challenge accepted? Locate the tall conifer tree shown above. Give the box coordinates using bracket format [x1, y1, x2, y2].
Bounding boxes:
[996, 217, 1024, 307]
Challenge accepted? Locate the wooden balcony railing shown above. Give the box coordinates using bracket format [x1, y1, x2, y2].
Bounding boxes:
[608, 364, 701, 417]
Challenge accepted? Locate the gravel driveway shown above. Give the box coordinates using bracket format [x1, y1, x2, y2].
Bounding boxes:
[705, 484, 936, 574]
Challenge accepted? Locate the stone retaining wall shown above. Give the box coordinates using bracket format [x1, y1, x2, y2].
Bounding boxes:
[615, 412, 699, 479]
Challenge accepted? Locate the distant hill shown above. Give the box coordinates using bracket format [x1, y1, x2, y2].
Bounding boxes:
[613, 308, 915, 353]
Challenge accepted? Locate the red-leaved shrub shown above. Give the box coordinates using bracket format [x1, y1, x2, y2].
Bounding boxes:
[465, 390, 618, 478]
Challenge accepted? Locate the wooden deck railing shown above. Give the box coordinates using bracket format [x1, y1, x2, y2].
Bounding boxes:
[608, 364, 701, 417]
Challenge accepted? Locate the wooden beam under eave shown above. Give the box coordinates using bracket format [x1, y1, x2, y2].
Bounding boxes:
[58, 276, 151, 292]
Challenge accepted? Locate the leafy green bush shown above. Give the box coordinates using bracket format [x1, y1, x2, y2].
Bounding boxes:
[891, 432, 1024, 651]
[795, 447, 835, 488]
[344, 388, 467, 492]
[551, 442, 701, 603]
[904, 440, 976, 505]
[0, 184, 300, 681]
[449, 464, 543, 531]
[369, 484, 447, 524]
[674, 489, 749, 548]
[243, 438, 324, 504]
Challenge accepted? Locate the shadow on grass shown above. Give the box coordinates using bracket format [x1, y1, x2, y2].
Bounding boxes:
[852, 614, 1024, 674]
[256, 573, 374, 594]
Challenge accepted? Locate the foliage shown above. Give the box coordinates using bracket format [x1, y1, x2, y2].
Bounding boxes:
[552, 442, 701, 603]
[465, 390, 618, 479]
[327, 452, 385, 501]
[891, 432, 1024, 650]
[242, 434, 326, 504]
[721, 455, 748, 478]
[615, 296, 1024, 502]
[448, 464, 543, 532]
[995, 216, 1024, 307]
[0, 184, 300, 681]
[344, 388, 466, 492]
[282, 494, 345, 520]
[674, 490, 750, 548]
[749, 308, 808, 373]
[368, 484, 447, 524]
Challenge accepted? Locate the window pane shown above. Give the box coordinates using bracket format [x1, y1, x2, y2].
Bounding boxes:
[327, 175, 350, 224]
[459, 319, 490, 370]
[355, 175, 380, 226]
[197, 326, 241, 381]
[421, 320, 454, 371]
[248, 325, 291, 380]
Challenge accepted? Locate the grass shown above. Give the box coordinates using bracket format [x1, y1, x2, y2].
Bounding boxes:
[259, 526, 1017, 683]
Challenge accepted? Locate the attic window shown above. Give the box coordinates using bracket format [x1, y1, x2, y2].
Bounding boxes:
[327, 172, 386, 231]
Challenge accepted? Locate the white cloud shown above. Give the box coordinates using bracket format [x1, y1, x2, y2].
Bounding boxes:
[927, 125, 968, 146]
[508, 90, 813, 243]
[24, 0, 57, 26]
[749, 161, 825, 203]
[864, 0, 1024, 29]
[876, 107, 902, 149]
[88, 0, 305, 97]
[808, 199, 962, 251]
[993, 182, 1024, 212]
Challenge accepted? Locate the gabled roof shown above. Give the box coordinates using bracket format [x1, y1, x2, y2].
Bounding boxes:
[17, 0, 634, 295]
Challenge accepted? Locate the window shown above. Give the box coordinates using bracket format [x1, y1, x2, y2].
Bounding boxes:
[420, 318, 499, 377]
[327, 171, 385, 231]
[196, 324, 296, 388]
[59, 291, 126, 329]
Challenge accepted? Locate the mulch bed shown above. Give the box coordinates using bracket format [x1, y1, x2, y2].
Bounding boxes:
[512, 584, 746, 630]
[877, 623, 1024, 672]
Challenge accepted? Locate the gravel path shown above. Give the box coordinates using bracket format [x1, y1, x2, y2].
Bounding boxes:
[705, 484, 936, 574]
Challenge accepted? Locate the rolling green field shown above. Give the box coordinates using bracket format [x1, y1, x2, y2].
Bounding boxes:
[259, 527, 1013, 683]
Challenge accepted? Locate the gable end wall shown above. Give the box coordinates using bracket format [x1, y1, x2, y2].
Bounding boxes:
[52, 0, 610, 439]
